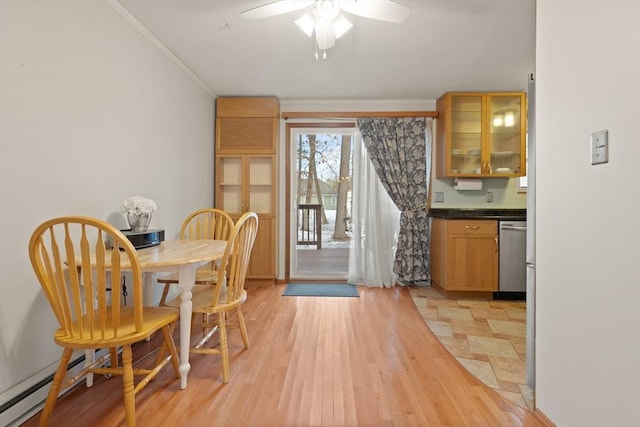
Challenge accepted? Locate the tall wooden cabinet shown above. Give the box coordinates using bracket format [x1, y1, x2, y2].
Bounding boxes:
[430, 218, 498, 296]
[215, 97, 279, 286]
[436, 92, 526, 178]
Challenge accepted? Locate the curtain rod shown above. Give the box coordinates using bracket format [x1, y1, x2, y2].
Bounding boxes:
[281, 111, 438, 120]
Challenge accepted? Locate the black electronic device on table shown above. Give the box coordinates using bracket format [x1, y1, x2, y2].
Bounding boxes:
[120, 229, 165, 249]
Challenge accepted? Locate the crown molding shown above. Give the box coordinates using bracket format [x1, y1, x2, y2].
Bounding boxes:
[105, 0, 214, 96]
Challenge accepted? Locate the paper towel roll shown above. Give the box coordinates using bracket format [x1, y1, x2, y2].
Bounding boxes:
[453, 178, 483, 191]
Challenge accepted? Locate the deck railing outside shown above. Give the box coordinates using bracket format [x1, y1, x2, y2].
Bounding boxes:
[297, 204, 322, 249]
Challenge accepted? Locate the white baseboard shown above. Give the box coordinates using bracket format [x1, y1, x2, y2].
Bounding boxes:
[0, 349, 110, 427]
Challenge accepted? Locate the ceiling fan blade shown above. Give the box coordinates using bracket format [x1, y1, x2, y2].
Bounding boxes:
[241, 0, 314, 20]
[340, 0, 410, 23]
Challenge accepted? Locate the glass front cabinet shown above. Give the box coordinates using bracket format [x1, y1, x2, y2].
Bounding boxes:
[436, 92, 526, 178]
[215, 96, 279, 286]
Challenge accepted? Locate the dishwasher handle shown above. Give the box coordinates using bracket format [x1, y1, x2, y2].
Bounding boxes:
[500, 225, 527, 231]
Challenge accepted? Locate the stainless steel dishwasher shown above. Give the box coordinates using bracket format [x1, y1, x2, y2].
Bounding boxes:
[497, 220, 527, 298]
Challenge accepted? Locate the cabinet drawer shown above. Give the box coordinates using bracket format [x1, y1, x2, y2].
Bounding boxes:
[447, 220, 496, 235]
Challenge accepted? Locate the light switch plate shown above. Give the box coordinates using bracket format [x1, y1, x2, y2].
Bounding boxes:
[591, 129, 608, 165]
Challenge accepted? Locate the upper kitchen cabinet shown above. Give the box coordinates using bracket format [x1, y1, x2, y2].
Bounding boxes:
[436, 92, 526, 178]
[216, 97, 279, 153]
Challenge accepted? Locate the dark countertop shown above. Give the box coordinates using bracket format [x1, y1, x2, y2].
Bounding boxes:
[428, 208, 526, 221]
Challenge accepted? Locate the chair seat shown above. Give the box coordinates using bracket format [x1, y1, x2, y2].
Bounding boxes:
[165, 285, 246, 313]
[53, 306, 178, 349]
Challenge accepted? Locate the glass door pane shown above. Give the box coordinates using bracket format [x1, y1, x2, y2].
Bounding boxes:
[289, 127, 354, 280]
[219, 156, 243, 213]
[451, 95, 483, 175]
[248, 156, 273, 214]
[488, 94, 523, 174]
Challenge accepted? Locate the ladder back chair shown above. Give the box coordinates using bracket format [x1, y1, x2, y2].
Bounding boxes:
[166, 211, 258, 383]
[28, 216, 180, 427]
[157, 208, 234, 306]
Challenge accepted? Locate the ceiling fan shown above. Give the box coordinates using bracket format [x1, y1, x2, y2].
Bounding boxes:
[241, 0, 410, 60]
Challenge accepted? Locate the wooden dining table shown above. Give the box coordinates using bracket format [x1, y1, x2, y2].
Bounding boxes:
[107, 239, 227, 389]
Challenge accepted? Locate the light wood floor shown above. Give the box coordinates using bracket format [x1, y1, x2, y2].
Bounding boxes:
[21, 284, 549, 426]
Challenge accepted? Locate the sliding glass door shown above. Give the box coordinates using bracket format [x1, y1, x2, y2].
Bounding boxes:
[288, 124, 355, 280]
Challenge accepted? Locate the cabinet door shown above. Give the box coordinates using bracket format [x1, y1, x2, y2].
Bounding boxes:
[216, 117, 276, 153]
[450, 94, 483, 175]
[446, 220, 498, 292]
[246, 216, 275, 281]
[215, 97, 279, 154]
[486, 93, 526, 176]
[437, 93, 484, 177]
[217, 155, 275, 215]
[446, 233, 498, 292]
[217, 156, 244, 214]
[247, 155, 275, 214]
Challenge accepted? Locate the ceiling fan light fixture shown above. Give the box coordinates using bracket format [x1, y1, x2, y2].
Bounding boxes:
[242, 0, 411, 61]
[315, 19, 336, 50]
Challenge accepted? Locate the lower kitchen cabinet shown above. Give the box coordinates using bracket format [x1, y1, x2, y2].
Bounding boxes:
[430, 218, 498, 295]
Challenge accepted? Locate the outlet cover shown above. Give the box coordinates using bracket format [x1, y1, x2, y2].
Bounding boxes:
[591, 129, 608, 165]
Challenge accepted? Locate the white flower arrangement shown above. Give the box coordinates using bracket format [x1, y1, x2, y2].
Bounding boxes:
[121, 196, 157, 215]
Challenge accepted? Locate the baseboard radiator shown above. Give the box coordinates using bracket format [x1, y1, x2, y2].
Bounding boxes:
[0, 349, 111, 427]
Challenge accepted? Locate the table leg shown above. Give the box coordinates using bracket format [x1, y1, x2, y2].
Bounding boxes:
[177, 264, 195, 389]
[143, 272, 155, 306]
[143, 272, 155, 341]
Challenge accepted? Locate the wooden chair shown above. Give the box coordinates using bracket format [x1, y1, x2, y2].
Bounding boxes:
[166, 211, 258, 383]
[157, 208, 234, 306]
[28, 216, 180, 427]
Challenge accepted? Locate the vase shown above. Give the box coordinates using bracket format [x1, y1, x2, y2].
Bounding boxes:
[127, 211, 152, 233]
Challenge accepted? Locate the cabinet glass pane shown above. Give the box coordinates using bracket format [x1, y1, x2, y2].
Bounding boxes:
[249, 186, 272, 213]
[451, 96, 482, 174]
[249, 157, 272, 185]
[488, 95, 522, 174]
[220, 157, 242, 184]
[221, 185, 242, 212]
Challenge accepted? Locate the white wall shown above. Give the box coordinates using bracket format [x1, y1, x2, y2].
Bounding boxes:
[536, 1, 640, 425]
[0, 1, 214, 398]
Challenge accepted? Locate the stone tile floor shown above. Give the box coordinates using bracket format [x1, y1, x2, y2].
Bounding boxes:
[409, 286, 534, 410]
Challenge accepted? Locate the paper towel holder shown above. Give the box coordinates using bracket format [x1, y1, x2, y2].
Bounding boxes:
[453, 178, 483, 191]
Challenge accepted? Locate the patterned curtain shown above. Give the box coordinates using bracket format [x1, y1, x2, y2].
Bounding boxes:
[356, 117, 430, 283]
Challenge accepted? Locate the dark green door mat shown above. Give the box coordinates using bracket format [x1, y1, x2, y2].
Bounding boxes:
[282, 283, 359, 297]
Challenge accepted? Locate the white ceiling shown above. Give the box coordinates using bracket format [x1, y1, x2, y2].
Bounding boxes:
[116, 0, 535, 101]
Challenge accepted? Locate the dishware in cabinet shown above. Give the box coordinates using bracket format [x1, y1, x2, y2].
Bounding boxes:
[436, 92, 526, 178]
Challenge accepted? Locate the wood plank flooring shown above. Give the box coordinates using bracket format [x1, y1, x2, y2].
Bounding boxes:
[21, 285, 550, 426]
